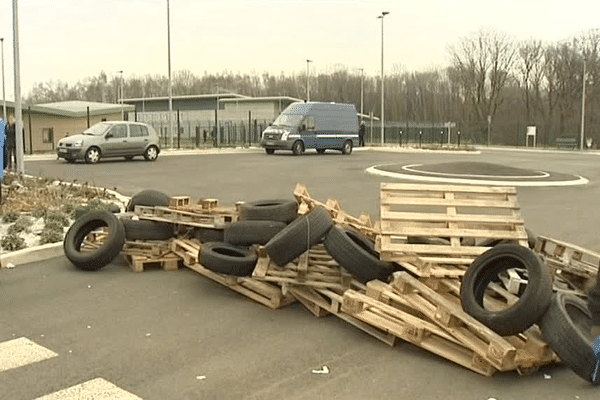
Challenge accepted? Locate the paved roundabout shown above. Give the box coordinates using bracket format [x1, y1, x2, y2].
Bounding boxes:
[367, 161, 589, 187]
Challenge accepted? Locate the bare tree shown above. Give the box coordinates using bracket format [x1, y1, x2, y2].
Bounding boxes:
[448, 28, 518, 139]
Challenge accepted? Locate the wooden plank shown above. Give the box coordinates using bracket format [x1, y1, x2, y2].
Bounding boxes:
[380, 182, 518, 194]
[185, 262, 295, 310]
[125, 253, 180, 273]
[381, 211, 525, 224]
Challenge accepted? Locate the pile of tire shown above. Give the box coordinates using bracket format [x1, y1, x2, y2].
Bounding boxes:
[459, 243, 599, 385]
[63, 189, 396, 286]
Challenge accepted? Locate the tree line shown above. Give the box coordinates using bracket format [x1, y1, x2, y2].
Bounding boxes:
[25, 28, 600, 147]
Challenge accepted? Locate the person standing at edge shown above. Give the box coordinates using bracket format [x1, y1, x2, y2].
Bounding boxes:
[5, 115, 16, 171]
[359, 122, 365, 147]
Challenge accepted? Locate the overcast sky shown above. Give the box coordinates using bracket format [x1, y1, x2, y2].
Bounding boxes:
[0, 0, 599, 101]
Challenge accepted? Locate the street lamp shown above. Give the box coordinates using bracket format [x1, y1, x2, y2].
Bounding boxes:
[377, 11, 389, 146]
[306, 59, 312, 102]
[1, 38, 5, 122]
[167, 0, 174, 149]
[580, 56, 586, 150]
[117, 70, 124, 120]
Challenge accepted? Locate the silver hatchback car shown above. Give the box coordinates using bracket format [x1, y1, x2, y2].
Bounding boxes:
[56, 121, 161, 164]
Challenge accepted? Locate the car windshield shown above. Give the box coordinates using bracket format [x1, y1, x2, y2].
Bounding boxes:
[272, 113, 304, 128]
[83, 122, 112, 136]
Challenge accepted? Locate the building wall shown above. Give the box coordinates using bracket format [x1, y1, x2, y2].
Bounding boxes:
[23, 112, 123, 153]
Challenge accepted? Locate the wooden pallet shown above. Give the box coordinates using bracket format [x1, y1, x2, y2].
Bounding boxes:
[134, 205, 236, 228]
[170, 197, 243, 216]
[293, 183, 378, 240]
[287, 284, 399, 346]
[534, 235, 599, 293]
[125, 253, 181, 272]
[122, 240, 172, 258]
[377, 183, 529, 277]
[253, 245, 354, 291]
[185, 262, 296, 310]
[170, 238, 201, 266]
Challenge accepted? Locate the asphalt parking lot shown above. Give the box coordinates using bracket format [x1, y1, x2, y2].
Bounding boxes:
[2, 146, 600, 399]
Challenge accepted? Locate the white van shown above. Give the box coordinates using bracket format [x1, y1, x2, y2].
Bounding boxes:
[261, 101, 359, 155]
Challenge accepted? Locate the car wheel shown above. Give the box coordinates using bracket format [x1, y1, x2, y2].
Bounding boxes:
[85, 147, 101, 164]
[63, 210, 125, 271]
[540, 291, 599, 385]
[341, 140, 353, 155]
[316, 149, 326, 154]
[126, 189, 170, 212]
[144, 145, 159, 161]
[239, 199, 299, 224]
[459, 243, 552, 336]
[124, 155, 134, 161]
[264, 206, 334, 267]
[324, 225, 395, 283]
[292, 140, 304, 156]
[265, 148, 275, 155]
[199, 242, 258, 277]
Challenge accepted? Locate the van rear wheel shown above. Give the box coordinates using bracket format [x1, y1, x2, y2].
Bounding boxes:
[341, 140, 353, 155]
[292, 141, 304, 156]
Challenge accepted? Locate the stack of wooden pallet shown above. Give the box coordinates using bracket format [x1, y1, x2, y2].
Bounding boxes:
[111, 183, 600, 377]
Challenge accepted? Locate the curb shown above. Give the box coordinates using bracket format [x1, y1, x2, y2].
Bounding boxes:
[1, 242, 64, 267]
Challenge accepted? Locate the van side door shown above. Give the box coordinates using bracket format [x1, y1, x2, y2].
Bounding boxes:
[300, 115, 317, 149]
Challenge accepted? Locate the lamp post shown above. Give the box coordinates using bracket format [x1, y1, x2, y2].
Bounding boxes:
[580, 56, 586, 150]
[13, 0, 24, 173]
[167, 0, 174, 149]
[117, 70, 124, 120]
[1, 38, 5, 122]
[377, 11, 389, 146]
[306, 59, 312, 102]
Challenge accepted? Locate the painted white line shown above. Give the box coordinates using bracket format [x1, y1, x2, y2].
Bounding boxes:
[0, 337, 58, 373]
[366, 165, 589, 187]
[401, 163, 550, 179]
[34, 378, 143, 400]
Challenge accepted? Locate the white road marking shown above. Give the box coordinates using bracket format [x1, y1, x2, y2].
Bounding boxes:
[0, 337, 58, 373]
[34, 378, 143, 400]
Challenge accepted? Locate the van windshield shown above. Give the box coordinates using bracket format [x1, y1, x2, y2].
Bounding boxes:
[272, 114, 304, 128]
[83, 122, 112, 136]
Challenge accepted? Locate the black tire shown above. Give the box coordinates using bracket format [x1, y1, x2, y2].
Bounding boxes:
[264, 206, 333, 267]
[540, 291, 599, 385]
[63, 210, 125, 271]
[324, 225, 395, 283]
[341, 140, 353, 155]
[85, 147, 101, 164]
[239, 199, 298, 224]
[316, 149, 326, 154]
[144, 145, 159, 161]
[292, 140, 304, 156]
[192, 227, 225, 243]
[126, 189, 169, 212]
[460, 243, 552, 336]
[224, 220, 286, 246]
[265, 148, 275, 155]
[75, 204, 121, 220]
[199, 242, 258, 277]
[122, 219, 175, 241]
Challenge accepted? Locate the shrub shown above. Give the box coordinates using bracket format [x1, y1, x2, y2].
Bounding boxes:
[7, 216, 32, 235]
[39, 227, 64, 245]
[43, 219, 64, 232]
[60, 202, 77, 216]
[1, 233, 26, 251]
[32, 207, 48, 219]
[2, 210, 20, 223]
[44, 210, 70, 227]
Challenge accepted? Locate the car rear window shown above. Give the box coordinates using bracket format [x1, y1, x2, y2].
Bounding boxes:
[130, 124, 149, 137]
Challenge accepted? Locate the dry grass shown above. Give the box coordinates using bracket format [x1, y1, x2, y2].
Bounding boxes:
[0, 172, 118, 215]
